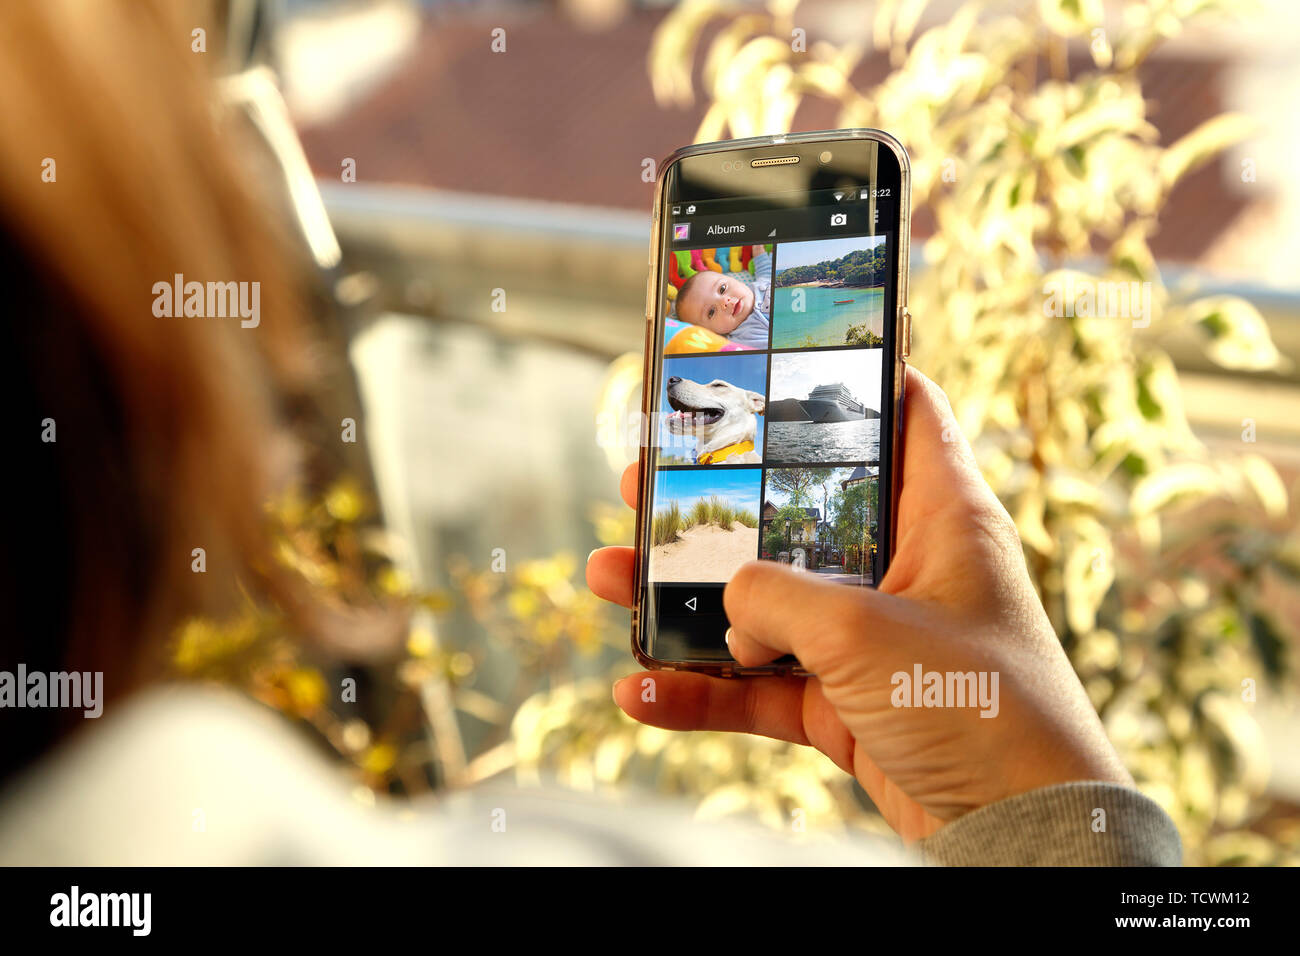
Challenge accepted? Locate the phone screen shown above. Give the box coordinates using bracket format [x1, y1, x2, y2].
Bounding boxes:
[636, 133, 908, 668]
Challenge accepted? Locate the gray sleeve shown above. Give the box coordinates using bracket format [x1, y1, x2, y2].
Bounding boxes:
[726, 313, 770, 349]
[916, 781, 1183, 866]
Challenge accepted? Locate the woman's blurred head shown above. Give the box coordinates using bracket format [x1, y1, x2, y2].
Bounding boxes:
[0, 0, 315, 778]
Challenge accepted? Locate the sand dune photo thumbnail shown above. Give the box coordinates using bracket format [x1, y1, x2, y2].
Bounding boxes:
[650, 521, 759, 582]
[648, 468, 762, 583]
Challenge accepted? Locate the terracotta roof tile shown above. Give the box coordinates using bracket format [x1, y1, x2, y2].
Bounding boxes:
[298, 11, 1262, 264]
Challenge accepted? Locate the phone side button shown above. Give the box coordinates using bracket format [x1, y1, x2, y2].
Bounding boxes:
[901, 307, 912, 359]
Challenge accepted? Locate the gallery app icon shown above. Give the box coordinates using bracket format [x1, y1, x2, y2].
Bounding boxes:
[673, 223, 691, 241]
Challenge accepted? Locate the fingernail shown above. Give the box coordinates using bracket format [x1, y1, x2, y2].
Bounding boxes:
[611, 679, 622, 704]
[587, 548, 598, 563]
[725, 627, 733, 649]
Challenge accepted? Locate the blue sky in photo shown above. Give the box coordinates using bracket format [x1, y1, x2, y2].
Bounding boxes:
[764, 467, 863, 511]
[769, 349, 881, 408]
[661, 353, 767, 398]
[654, 467, 762, 514]
[774, 234, 886, 273]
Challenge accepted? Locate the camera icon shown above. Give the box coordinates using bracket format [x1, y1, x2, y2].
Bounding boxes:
[830, 212, 847, 226]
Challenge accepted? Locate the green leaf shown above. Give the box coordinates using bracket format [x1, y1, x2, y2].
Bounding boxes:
[1189, 296, 1284, 371]
[1136, 374, 1161, 420]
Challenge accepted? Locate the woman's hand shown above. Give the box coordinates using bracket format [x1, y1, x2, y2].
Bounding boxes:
[586, 366, 1132, 842]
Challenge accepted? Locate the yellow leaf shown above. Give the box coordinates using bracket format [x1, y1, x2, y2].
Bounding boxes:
[1159, 113, 1256, 191]
[361, 742, 397, 776]
[324, 481, 365, 523]
[1238, 454, 1288, 518]
[284, 668, 327, 716]
[406, 627, 436, 659]
[650, 0, 737, 108]
[1130, 463, 1221, 515]
[1014, 488, 1056, 555]
[1038, 0, 1103, 37]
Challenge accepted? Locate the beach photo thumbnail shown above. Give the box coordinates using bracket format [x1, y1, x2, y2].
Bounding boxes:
[658, 353, 767, 465]
[649, 468, 761, 583]
[771, 235, 886, 349]
[761, 466, 880, 585]
[766, 350, 882, 464]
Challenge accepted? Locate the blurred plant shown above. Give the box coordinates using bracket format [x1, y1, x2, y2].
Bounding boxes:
[509, 0, 1300, 865]
[511, 677, 897, 841]
[174, 472, 655, 799]
[170, 478, 464, 795]
[174, 0, 1300, 866]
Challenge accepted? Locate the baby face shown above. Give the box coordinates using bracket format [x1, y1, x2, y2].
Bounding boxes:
[677, 272, 754, 334]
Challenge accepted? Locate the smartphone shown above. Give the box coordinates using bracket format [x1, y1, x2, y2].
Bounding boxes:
[631, 129, 911, 676]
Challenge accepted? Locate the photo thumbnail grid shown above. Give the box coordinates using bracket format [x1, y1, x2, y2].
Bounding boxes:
[650, 234, 889, 587]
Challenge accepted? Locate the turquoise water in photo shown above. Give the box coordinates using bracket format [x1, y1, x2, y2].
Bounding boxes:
[772, 286, 884, 348]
